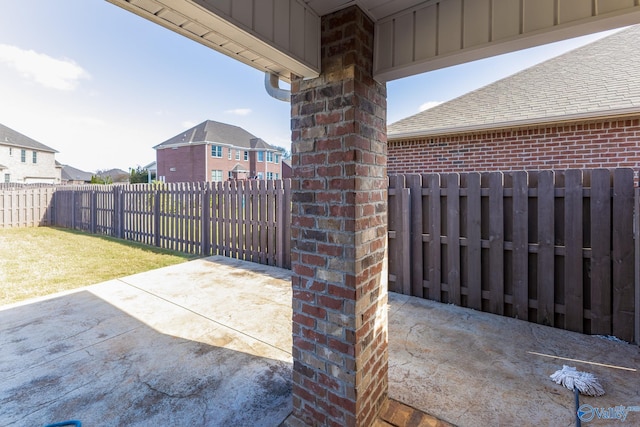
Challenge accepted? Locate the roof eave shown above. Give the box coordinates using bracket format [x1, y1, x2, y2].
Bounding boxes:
[388, 107, 640, 140]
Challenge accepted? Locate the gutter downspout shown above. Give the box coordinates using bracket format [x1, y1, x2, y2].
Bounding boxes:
[264, 73, 291, 102]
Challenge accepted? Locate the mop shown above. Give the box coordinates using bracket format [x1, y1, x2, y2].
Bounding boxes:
[550, 365, 605, 427]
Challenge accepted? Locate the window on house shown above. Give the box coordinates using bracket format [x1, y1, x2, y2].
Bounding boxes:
[244, 151, 248, 161]
[32, 151, 37, 163]
[267, 172, 274, 180]
[228, 171, 233, 179]
[8, 148, 12, 156]
[266, 151, 273, 162]
[275, 154, 280, 164]
[21, 149, 26, 163]
[211, 145, 222, 158]
[4, 173, 9, 183]
[257, 151, 264, 162]
[228, 147, 232, 160]
[275, 173, 279, 179]
[257, 172, 263, 179]
[211, 170, 223, 182]
[235, 149, 240, 160]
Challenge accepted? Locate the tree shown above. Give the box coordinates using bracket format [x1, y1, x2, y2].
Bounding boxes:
[130, 166, 153, 184]
[91, 174, 112, 184]
[275, 145, 291, 160]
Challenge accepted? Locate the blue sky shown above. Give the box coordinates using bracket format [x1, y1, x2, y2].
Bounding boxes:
[0, 1, 619, 172]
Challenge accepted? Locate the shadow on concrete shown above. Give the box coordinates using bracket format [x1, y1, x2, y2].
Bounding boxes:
[0, 283, 292, 426]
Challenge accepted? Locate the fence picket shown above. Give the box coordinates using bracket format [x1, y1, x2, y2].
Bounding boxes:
[512, 171, 528, 320]
[590, 169, 612, 335]
[537, 171, 555, 326]
[427, 173, 441, 302]
[407, 174, 424, 298]
[463, 172, 482, 310]
[564, 169, 584, 333]
[612, 168, 635, 342]
[488, 172, 504, 315]
[446, 173, 461, 305]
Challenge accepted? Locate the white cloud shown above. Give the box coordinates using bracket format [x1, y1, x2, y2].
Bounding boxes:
[0, 44, 89, 90]
[419, 101, 443, 112]
[225, 108, 252, 116]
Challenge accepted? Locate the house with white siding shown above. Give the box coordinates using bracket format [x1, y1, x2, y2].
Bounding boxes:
[0, 123, 61, 184]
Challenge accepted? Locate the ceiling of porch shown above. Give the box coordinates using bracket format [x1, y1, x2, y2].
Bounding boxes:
[107, 0, 640, 83]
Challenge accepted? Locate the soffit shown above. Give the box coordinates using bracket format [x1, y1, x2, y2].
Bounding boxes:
[107, 0, 640, 83]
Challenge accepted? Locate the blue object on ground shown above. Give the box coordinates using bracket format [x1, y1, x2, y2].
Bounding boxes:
[44, 421, 81, 427]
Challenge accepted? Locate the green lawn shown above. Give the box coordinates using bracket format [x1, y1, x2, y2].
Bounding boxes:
[0, 227, 196, 306]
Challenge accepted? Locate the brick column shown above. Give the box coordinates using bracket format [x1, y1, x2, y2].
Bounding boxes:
[289, 6, 388, 427]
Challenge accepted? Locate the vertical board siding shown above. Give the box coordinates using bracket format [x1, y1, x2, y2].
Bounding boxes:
[386, 169, 637, 343]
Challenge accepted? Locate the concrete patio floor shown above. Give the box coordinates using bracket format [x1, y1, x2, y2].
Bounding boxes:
[1, 256, 639, 426]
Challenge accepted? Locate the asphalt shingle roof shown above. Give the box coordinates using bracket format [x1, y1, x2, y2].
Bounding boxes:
[0, 123, 57, 152]
[61, 165, 93, 182]
[154, 120, 276, 150]
[388, 25, 640, 138]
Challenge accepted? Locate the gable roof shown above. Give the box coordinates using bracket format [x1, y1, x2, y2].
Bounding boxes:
[154, 120, 277, 151]
[0, 123, 58, 153]
[389, 25, 640, 139]
[61, 165, 93, 182]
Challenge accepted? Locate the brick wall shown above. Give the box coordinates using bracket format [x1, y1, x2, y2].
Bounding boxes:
[158, 144, 282, 182]
[157, 144, 207, 182]
[289, 6, 388, 427]
[388, 116, 640, 177]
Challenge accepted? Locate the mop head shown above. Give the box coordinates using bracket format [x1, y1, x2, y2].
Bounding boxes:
[550, 365, 605, 397]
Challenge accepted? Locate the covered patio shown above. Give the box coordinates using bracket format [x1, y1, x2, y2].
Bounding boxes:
[53, 0, 640, 424]
[2, 257, 638, 426]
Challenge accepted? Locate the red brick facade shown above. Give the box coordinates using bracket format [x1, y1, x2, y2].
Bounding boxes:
[157, 144, 282, 183]
[388, 116, 640, 177]
[289, 6, 388, 427]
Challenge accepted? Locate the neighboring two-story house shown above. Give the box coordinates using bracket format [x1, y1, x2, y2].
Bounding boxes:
[155, 120, 282, 183]
[0, 123, 61, 184]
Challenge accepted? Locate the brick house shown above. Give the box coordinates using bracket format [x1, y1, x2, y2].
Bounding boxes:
[388, 25, 640, 177]
[0, 123, 61, 184]
[155, 120, 282, 183]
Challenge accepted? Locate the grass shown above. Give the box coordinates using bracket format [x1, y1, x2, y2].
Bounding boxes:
[0, 227, 196, 306]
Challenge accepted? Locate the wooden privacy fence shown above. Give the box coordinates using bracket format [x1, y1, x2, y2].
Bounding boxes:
[0, 185, 56, 227]
[388, 169, 637, 343]
[50, 180, 292, 269]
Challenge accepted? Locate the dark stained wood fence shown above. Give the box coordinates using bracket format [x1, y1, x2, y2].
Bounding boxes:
[49, 181, 292, 269]
[388, 169, 637, 343]
[1, 172, 638, 343]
